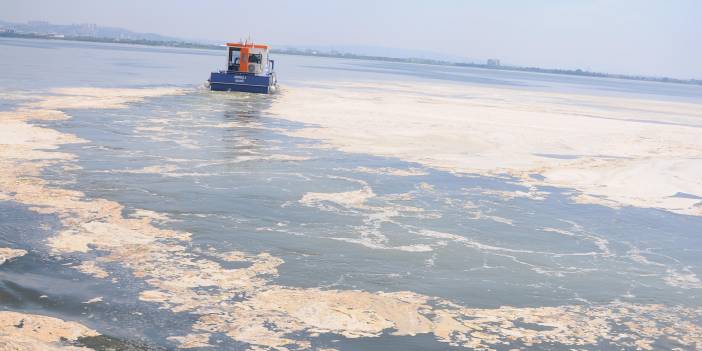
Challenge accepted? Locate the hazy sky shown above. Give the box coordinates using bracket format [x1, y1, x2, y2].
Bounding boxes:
[2, 0, 700, 79]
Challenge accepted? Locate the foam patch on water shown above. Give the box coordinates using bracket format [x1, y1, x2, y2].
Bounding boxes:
[623, 246, 702, 290]
[664, 267, 702, 289]
[298, 177, 445, 253]
[466, 186, 549, 201]
[0, 247, 27, 265]
[329, 237, 434, 252]
[354, 166, 428, 177]
[268, 81, 702, 216]
[0, 311, 99, 350]
[465, 209, 515, 226]
[74, 260, 109, 279]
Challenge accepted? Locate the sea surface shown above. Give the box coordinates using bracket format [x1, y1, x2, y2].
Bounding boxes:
[1, 38, 701, 350]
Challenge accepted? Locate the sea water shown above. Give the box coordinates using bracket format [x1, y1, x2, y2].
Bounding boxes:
[1, 37, 701, 350]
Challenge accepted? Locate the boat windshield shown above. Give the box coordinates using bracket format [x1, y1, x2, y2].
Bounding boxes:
[249, 54, 263, 64]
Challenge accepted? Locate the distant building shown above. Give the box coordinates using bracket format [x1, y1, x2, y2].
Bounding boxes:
[78, 23, 98, 36]
[487, 58, 501, 67]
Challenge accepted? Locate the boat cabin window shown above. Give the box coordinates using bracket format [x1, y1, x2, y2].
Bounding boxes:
[228, 48, 241, 71]
[249, 53, 263, 64]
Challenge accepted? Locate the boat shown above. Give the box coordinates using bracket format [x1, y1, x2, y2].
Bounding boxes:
[208, 41, 278, 94]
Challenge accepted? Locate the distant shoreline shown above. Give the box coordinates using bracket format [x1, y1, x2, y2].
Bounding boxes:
[2, 32, 700, 86]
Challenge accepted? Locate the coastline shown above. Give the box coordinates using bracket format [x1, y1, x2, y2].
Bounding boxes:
[1, 33, 700, 87]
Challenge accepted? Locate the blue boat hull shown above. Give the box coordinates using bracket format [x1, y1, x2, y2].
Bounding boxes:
[209, 72, 276, 94]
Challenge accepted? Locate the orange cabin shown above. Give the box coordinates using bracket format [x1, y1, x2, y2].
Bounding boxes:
[226, 42, 271, 74]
